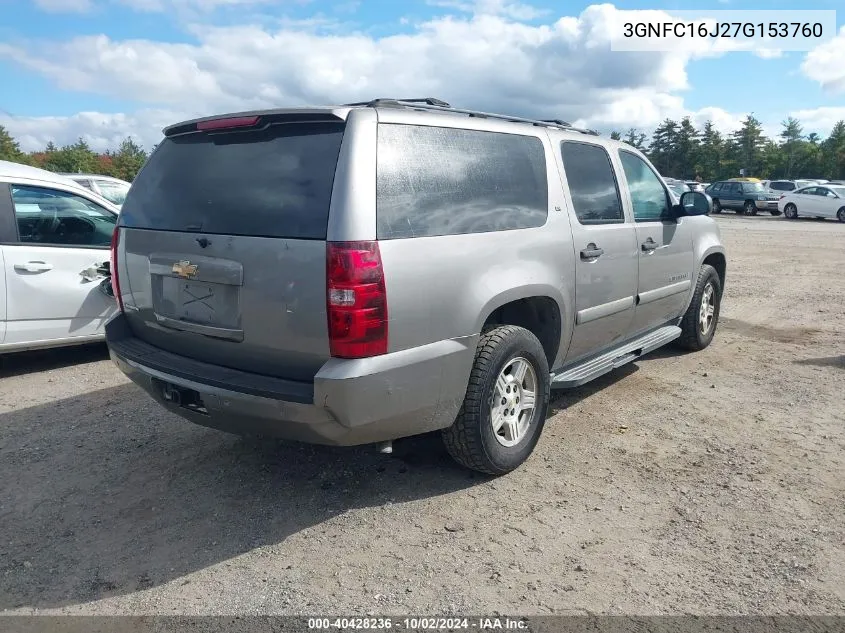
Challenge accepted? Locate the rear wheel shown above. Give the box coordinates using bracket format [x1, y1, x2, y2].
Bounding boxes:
[675, 264, 721, 352]
[442, 325, 550, 475]
[784, 203, 798, 219]
[743, 200, 757, 216]
[838, 207, 845, 223]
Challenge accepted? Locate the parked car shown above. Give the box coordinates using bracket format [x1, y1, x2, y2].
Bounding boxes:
[105, 98, 725, 475]
[685, 181, 705, 192]
[705, 180, 781, 215]
[0, 161, 119, 353]
[779, 184, 845, 222]
[61, 173, 131, 208]
[765, 179, 821, 195]
[665, 179, 691, 198]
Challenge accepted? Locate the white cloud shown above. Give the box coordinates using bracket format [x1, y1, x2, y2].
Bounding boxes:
[33, 0, 93, 12]
[802, 26, 845, 93]
[0, 109, 180, 152]
[4, 2, 824, 151]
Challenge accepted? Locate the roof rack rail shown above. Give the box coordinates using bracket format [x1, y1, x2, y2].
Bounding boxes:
[344, 97, 452, 108]
[346, 98, 600, 136]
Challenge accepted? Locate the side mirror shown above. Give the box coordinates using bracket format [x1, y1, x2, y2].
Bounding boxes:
[676, 191, 712, 217]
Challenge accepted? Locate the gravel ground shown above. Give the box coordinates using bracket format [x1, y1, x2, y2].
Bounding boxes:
[1, 214, 843, 616]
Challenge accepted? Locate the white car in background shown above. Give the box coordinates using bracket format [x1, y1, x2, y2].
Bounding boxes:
[60, 173, 131, 208]
[1, 161, 119, 353]
[779, 184, 845, 222]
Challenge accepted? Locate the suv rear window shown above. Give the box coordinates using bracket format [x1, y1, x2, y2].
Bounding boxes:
[770, 181, 794, 191]
[376, 124, 548, 239]
[119, 122, 345, 239]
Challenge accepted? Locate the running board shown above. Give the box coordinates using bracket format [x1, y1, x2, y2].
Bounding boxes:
[550, 325, 681, 388]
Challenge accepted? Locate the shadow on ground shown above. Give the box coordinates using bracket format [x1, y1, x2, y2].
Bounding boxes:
[0, 341, 654, 610]
[0, 344, 109, 379]
[794, 355, 845, 369]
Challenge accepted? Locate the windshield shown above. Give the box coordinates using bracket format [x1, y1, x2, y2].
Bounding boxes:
[829, 187, 845, 198]
[743, 183, 766, 193]
[96, 181, 130, 206]
[667, 182, 690, 195]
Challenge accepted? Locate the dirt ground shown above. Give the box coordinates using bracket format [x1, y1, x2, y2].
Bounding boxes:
[1, 214, 843, 616]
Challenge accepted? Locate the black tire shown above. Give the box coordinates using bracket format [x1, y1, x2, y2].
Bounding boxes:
[769, 209, 781, 216]
[675, 264, 722, 352]
[784, 203, 798, 219]
[442, 325, 550, 475]
[712, 199, 722, 214]
[838, 207, 845, 223]
[743, 200, 757, 216]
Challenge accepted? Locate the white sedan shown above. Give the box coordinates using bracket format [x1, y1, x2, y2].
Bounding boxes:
[779, 184, 845, 222]
[0, 160, 120, 353]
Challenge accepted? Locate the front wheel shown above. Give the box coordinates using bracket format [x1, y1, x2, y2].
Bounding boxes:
[712, 199, 722, 214]
[784, 203, 798, 219]
[442, 325, 550, 475]
[675, 264, 722, 352]
[838, 207, 845, 223]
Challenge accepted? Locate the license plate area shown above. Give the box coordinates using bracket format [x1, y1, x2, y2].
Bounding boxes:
[153, 378, 209, 416]
[156, 277, 240, 329]
[148, 253, 244, 340]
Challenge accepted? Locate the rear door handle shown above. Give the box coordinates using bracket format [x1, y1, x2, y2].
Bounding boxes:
[580, 244, 604, 260]
[14, 261, 53, 273]
[641, 238, 658, 252]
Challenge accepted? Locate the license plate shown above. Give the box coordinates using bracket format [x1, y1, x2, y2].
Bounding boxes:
[177, 280, 218, 324]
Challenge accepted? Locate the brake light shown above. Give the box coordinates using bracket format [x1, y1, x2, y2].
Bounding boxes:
[110, 227, 124, 312]
[196, 116, 260, 131]
[326, 241, 388, 359]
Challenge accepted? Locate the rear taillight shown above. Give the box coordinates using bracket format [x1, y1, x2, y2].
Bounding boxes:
[110, 227, 124, 312]
[326, 241, 387, 359]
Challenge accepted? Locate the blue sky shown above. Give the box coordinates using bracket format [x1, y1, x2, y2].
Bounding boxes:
[0, 0, 843, 151]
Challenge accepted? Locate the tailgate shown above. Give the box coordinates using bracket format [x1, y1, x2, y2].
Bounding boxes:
[116, 118, 345, 382]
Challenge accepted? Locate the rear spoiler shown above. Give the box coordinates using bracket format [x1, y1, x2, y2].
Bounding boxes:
[163, 109, 348, 137]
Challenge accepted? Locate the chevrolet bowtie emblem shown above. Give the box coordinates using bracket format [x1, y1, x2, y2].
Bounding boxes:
[172, 260, 199, 278]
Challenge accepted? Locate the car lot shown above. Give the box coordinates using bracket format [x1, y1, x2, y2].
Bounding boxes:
[1, 214, 843, 616]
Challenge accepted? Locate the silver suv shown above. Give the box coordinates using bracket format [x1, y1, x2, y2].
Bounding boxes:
[106, 98, 726, 475]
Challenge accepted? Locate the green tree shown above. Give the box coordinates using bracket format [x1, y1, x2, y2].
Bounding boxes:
[610, 131, 622, 140]
[778, 116, 804, 178]
[623, 128, 648, 151]
[696, 121, 723, 181]
[731, 114, 767, 177]
[820, 120, 845, 180]
[675, 117, 700, 179]
[0, 125, 24, 162]
[110, 137, 148, 182]
[649, 119, 680, 176]
[43, 137, 99, 174]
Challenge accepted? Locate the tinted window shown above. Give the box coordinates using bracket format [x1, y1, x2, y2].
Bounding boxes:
[709, 183, 723, 192]
[120, 122, 345, 239]
[560, 142, 624, 225]
[376, 124, 548, 239]
[620, 151, 672, 221]
[11, 184, 116, 247]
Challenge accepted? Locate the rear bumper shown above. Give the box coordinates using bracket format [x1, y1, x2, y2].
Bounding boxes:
[106, 314, 477, 446]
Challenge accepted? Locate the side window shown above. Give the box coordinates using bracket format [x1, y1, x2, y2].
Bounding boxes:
[728, 183, 741, 194]
[711, 183, 723, 192]
[619, 151, 672, 222]
[11, 184, 117, 247]
[376, 124, 548, 239]
[560, 141, 624, 225]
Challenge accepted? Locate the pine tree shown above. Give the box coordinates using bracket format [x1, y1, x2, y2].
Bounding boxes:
[0, 125, 24, 162]
[731, 115, 766, 177]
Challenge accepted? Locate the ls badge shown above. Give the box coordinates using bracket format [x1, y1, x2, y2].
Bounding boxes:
[172, 260, 199, 279]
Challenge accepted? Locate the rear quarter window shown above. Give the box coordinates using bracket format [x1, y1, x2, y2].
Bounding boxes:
[376, 124, 548, 239]
[119, 122, 345, 239]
